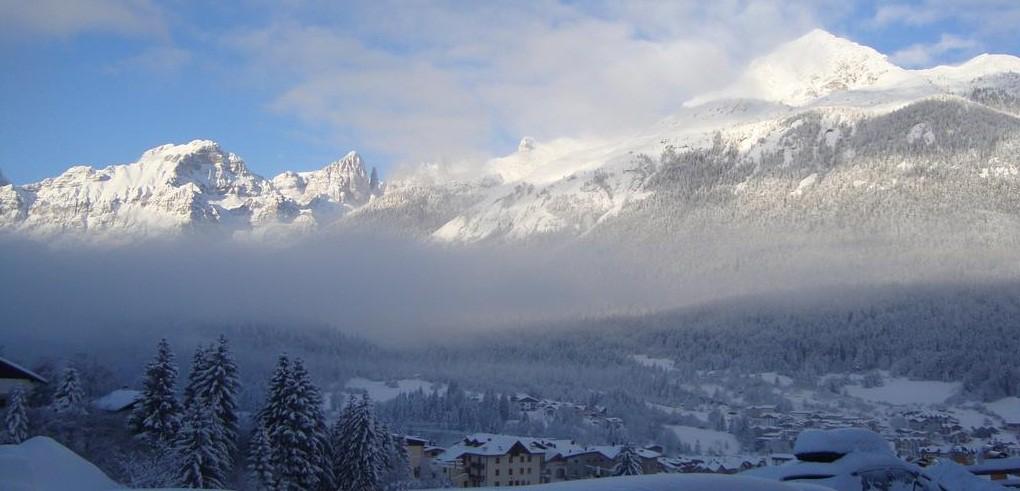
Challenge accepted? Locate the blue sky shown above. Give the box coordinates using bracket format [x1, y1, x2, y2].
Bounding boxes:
[1, 0, 1018, 184]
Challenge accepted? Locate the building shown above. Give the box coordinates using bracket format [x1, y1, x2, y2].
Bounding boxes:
[439, 434, 548, 487]
[92, 388, 142, 413]
[0, 356, 47, 405]
[404, 436, 445, 480]
[545, 447, 616, 482]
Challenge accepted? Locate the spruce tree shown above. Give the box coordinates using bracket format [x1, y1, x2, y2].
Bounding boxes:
[613, 445, 643, 476]
[4, 388, 29, 444]
[175, 404, 228, 489]
[193, 336, 240, 463]
[183, 346, 211, 410]
[257, 355, 329, 490]
[256, 355, 291, 431]
[332, 394, 385, 491]
[51, 367, 86, 415]
[247, 424, 274, 490]
[130, 338, 182, 442]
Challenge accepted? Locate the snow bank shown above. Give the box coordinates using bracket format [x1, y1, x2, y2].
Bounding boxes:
[927, 459, 1011, 490]
[0, 436, 118, 491]
[793, 428, 892, 459]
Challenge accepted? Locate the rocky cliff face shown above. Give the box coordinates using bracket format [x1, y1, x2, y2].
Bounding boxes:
[0, 140, 379, 242]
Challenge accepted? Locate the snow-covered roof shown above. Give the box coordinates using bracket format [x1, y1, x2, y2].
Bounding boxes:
[793, 428, 892, 460]
[0, 436, 117, 491]
[0, 356, 47, 384]
[92, 389, 142, 412]
[967, 457, 1020, 474]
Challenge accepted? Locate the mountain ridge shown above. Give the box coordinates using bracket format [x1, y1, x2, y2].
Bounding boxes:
[3, 29, 1020, 245]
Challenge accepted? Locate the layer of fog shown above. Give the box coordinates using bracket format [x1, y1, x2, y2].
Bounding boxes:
[4, 223, 1019, 357]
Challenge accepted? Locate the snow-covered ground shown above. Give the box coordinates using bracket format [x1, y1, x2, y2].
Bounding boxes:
[666, 425, 741, 455]
[986, 397, 1020, 425]
[343, 377, 445, 402]
[844, 377, 961, 406]
[631, 354, 676, 371]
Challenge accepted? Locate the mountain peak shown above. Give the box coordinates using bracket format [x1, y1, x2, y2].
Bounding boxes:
[688, 29, 913, 106]
[324, 151, 366, 175]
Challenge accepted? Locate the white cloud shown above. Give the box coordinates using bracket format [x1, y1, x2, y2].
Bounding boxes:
[890, 34, 981, 67]
[106, 45, 192, 75]
[0, 0, 167, 39]
[222, 1, 833, 166]
[870, 0, 1020, 38]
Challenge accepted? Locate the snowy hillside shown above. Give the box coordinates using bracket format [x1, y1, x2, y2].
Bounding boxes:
[3, 30, 1020, 246]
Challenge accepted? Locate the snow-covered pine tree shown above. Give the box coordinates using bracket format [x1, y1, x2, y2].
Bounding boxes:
[256, 355, 291, 431]
[175, 404, 228, 489]
[377, 422, 411, 490]
[4, 388, 29, 444]
[287, 358, 332, 488]
[182, 346, 211, 410]
[247, 424, 274, 491]
[613, 445, 643, 476]
[51, 367, 86, 415]
[193, 336, 240, 464]
[129, 338, 183, 442]
[265, 356, 328, 490]
[332, 394, 386, 491]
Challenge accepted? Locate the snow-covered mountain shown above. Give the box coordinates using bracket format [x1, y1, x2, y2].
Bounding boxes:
[349, 29, 1020, 244]
[3, 29, 1020, 246]
[0, 140, 379, 242]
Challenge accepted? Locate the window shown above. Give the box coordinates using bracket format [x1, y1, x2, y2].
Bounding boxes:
[496, 457, 500, 464]
[527, 455, 532, 462]
[509, 468, 513, 475]
[495, 469, 500, 476]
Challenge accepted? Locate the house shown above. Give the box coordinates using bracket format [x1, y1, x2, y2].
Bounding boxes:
[404, 436, 445, 480]
[512, 394, 540, 412]
[93, 388, 142, 413]
[439, 434, 547, 487]
[545, 447, 616, 482]
[0, 356, 47, 405]
[967, 457, 1020, 482]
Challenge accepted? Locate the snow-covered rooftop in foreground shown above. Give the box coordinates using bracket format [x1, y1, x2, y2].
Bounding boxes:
[0, 436, 118, 491]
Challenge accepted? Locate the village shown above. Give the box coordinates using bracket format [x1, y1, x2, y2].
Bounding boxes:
[4, 352, 1020, 488]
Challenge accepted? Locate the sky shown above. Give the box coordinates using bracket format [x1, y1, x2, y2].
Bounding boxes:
[1, 0, 1018, 185]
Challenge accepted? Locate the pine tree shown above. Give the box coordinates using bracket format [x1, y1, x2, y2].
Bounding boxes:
[256, 355, 291, 431]
[175, 404, 228, 489]
[51, 367, 86, 415]
[130, 338, 183, 442]
[182, 346, 211, 410]
[193, 336, 240, 461]
[613, 445, 643, 476]
[4, 388, 29, 444]
[332, 394, 386, 491]
[247, 424, 274, 490]
[260, 356, 329, 490]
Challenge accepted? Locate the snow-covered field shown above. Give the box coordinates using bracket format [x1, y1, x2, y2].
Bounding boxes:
[344, 377, 445, 402]
[986, 397, 1020, 424]
[844, 377, 960, 406]
[666, 425, 741, 455]
[631, 354, 676, 371]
